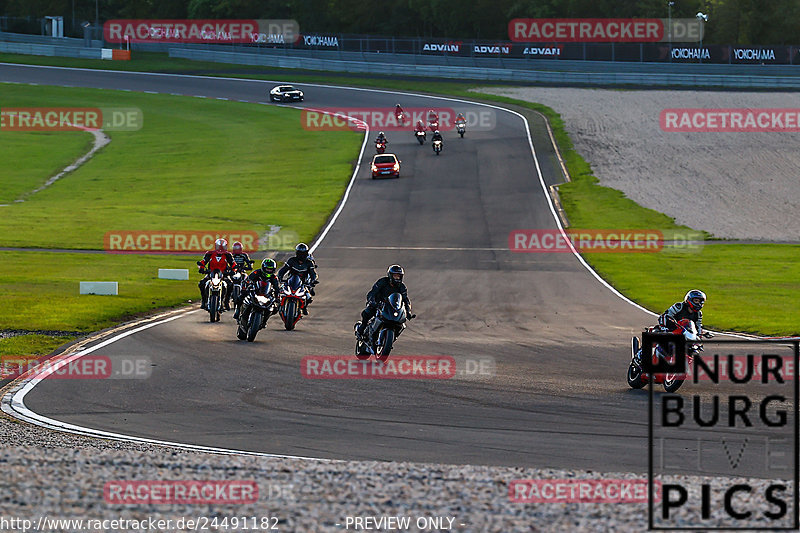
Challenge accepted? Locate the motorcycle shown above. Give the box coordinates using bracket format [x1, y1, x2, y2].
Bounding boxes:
[428, 119, 439, 132]
[230, 269, 248, 318]
[236, 281, 276, 342]
[354, 294, 415, 362]
[204, 269, 226, 323]
[279, 274, 309, 330]
[375, 140, 387, 154]
[432, 139, 443, 155]
[395, 111, 405, 126]
[627, 318, 704, 393]
[415, 130, 426, 145]
[456, 121, 466, 138]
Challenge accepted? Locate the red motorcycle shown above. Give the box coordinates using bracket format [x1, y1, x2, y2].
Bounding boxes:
[375, 140, 387, 154]
[279, 274, 309, 330]
[427, 111, 439, 132]
[627, 319, 705, 392]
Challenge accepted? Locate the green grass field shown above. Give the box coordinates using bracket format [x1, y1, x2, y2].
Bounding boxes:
[0, 130, 92, 204]
[0, 81, 361, 356]
[0, 251, 197, 333]
[0, 83, 361, 249]
[1, 51, 797, 343]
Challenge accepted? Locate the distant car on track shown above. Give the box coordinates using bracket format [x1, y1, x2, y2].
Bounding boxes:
[270, 85, 304, 102]
[371, 154, 400, 179]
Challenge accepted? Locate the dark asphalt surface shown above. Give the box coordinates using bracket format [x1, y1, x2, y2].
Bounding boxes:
[4, 63, 794, 477]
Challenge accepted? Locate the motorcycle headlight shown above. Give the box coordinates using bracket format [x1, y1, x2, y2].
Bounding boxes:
[256, 295, 270, 305]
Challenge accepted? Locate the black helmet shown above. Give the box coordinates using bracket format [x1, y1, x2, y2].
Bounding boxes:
[295, 242, 309, 260]
[261, 258, 276, 275]
[387, 264, 404, 286]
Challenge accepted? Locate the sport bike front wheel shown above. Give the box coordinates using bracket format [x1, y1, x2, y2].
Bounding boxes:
[247, 311, 262, 341]
[282, 300, 298, 330]
[376, 329, 394, 362]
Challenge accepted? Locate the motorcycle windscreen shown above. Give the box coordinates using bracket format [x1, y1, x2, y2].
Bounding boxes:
[287, 275, 303, 292]
[381, 293, 405, 321]
[254, 280, 270, 296]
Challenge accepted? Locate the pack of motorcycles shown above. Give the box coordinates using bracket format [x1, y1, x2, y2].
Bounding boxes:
[201, 266, 411, 361]
[401, 111, 466, 155]
[205, 110, 705, 376]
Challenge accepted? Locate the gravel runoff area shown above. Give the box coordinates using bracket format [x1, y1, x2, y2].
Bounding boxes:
[476, 87, 800, 241]
[0, 416, 794, 532]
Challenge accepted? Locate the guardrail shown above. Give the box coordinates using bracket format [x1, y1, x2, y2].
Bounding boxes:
[169, 48, 800, 89]
[0, 30, 103, 48]
[3, 29, 800, 89]
[0, 40, 104, 59]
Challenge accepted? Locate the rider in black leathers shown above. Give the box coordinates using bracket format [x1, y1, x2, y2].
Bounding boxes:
[235, 258, 280, 321]
[277, 243, 318, 313]
[227, 241, 254, 309]
[355, 265, 412, 339]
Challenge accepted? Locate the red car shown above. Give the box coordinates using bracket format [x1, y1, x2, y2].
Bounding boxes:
[371, 153, 400, 179]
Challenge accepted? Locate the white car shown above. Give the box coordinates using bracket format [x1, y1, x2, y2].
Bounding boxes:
[270, 85, 304, 102]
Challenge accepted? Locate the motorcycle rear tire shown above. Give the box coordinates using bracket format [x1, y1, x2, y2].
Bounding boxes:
[355, 341, 371, 360]
[626, 362, 645, 389]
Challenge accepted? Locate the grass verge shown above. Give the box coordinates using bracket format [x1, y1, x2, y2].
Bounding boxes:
[0, 81, 361, 356]
[0, 83, 361, 249]
[0, 130, 92, 204]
